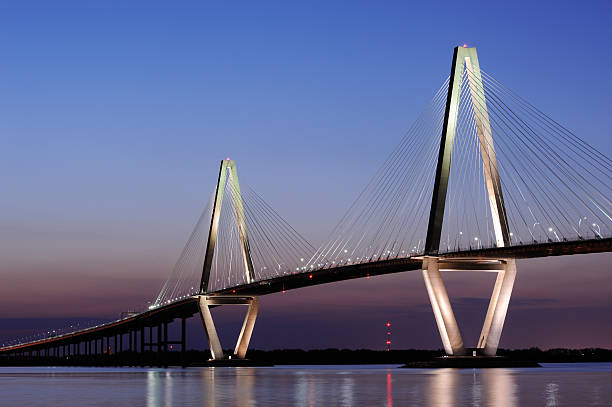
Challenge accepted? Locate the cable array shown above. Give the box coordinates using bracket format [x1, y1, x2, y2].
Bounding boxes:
[440, 66, 611, 251]
[153, 177, 316, 304]
[206, 181, 316, 292]
[307, 63, 611, 266]
[153, 193, 214, 306]
[155, 60, 611, 301]
[306, 78, 450, 269]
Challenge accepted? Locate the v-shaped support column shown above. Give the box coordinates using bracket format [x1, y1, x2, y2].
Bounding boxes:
[198, 296, 259, 360]
[421, 257, 516, 356]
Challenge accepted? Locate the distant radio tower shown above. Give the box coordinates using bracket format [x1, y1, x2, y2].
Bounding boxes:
[385, 321, 391, 351]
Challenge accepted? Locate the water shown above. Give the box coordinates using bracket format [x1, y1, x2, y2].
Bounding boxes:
[1, 363, 611, 406]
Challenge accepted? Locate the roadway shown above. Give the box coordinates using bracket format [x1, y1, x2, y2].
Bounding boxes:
[1, 237, 610, 356]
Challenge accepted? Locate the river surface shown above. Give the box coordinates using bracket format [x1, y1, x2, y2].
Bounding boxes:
[1, 363, 611, 406]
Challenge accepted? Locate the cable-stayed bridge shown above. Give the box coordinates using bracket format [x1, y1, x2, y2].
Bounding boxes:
[1, 46, 610, 364]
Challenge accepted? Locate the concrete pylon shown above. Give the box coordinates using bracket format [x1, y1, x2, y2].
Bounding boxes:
[425, 46, 510, 255]
[200, 159, 255, 294]
[197, 159, 260, 360]
[422, 46, 516, 356]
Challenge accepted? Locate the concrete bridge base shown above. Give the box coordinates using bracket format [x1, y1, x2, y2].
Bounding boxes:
[422, 257, 517, 356]
[198, 295, 259, 361]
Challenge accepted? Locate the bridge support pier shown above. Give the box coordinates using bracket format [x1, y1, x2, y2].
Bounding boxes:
[198, 295, 259, 360]
[422, 257, 466, 355]
[478, 259, 516, 356]
[422, 257, 516, 356]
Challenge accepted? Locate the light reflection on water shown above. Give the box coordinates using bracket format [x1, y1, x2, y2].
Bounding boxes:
[1, 363, 611, 406]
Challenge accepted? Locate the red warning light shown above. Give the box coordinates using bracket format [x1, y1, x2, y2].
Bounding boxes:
[386, 340, 391, 345]
[232, 289, 236, 293]
[169, 345, 173, 350]
[386, 322, 391, 327]
[309, 274, 313, 279]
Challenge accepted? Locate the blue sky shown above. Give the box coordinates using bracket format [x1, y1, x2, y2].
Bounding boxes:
[0, 1, 611, 349]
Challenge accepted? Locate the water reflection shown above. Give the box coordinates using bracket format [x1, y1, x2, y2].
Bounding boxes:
[471, 369, 482, 407]
[340, 376, 354, 406]
[235, 367, 254, 406]
[164, 371, 173, 407]
[146, 370, 161, 406]
[202, 368, 215, 407]
[294, 371, 318, 407]
[294, 372, 308, 406]
[134, 364, 612, 406]
[386, 372, 393, 407]
[192, 367, 254, 407]
[545, 382, 559, 407]
[482, 369, 516, 407]
[427, 368, 457, 406]
[426, 367, 517, 407]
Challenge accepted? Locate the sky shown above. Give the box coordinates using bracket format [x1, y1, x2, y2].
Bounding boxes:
[0, 0, 611, 350]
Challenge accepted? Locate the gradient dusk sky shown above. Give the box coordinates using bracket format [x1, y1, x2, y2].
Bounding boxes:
[1, 1, 611, 350]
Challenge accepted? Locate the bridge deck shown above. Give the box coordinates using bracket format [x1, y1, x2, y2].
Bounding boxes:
[1, 238, 609, 354]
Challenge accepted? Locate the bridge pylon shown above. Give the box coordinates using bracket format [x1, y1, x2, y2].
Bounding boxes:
[197, 159, 259, 360]
[422, 46, 516, 356]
